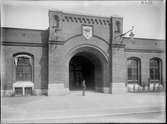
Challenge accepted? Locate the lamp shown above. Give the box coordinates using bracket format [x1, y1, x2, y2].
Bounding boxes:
[128, 29, 135, 40]
[115, 26, 135, 44]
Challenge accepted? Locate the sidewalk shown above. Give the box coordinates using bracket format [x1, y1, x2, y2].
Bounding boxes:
[1, 91, 166, 123]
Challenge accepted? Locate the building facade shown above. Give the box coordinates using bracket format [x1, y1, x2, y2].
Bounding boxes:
[1, 11, 165, 96]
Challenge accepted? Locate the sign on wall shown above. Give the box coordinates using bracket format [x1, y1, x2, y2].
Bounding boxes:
[82, 25, 93, 39]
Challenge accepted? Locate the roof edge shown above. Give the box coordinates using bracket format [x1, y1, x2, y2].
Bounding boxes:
[49, 9, 123, 19]
[123, 36, 165, 42]
[1, 27, 49, 31]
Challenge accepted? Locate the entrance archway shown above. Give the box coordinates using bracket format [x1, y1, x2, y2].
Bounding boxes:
[69, 51, 105, 91]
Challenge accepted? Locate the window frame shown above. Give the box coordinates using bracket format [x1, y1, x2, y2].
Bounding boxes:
[13, 53, 34, 83]
[149, 57, 162, 83]
[127, 57, 141, 84]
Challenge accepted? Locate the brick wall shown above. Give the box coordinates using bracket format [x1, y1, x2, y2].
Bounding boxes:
[1, 28, 48, 96]
[1, 11, 165, 96]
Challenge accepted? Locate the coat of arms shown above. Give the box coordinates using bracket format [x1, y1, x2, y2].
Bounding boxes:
[82, 26, 93, 39]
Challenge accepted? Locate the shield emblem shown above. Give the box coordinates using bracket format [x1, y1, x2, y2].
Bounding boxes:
[82, 26, 93, 39]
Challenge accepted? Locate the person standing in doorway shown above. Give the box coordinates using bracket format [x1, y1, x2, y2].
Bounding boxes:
[82, 80, 86, 96]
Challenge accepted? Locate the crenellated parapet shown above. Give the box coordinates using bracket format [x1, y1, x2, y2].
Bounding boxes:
[62, 14, 110, 26]
[49, 10, 123, 44]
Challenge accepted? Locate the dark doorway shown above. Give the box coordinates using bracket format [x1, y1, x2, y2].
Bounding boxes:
[69, 55, 95, 90]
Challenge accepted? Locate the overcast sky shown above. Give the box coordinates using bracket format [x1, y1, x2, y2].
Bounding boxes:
[1, 0, 165, 39]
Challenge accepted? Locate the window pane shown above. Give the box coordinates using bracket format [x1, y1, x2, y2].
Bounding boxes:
[150, 59, 160, 80]
[16, 56, 32, 81]
[128, 59, 139, 82]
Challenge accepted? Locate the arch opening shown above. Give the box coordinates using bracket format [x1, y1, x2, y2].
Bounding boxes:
[69, 52, 103, 91]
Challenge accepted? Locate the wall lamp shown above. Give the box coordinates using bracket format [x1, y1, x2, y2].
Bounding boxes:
[115, 26, 135, 44]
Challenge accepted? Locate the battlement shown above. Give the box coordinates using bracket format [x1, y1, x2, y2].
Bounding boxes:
[49, 10, 123, 42]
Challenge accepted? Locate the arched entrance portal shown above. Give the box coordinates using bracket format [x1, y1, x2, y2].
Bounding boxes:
[69, 52, 103, 91]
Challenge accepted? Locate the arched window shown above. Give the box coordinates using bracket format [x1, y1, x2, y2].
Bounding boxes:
[150, 58, 162, 81]
[14, 54, 33, 82]
[127, 57, 141, 84]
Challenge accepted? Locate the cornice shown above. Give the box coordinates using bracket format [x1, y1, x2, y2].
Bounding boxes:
[1, 27, 48, 32]
[1, 41, 47, 47]
[62, 13, 111, 26]
[125, 48, 163, 53]
[48, 41, 65, 45]
[112, 44, 125, 48]
[123, 37, 165, 42]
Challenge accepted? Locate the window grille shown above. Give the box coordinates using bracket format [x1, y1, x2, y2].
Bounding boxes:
[127, 58, 141, 84]
[150, 58, 161, 81]
[16, 56, 32, 81]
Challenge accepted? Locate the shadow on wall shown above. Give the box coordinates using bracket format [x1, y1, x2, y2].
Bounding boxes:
[39, 29, 49, 95]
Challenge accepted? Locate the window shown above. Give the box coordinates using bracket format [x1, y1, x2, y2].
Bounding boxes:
[14, 54, 33, 81]
[127, 57, 141, 83]
[150, 58, 161, 81]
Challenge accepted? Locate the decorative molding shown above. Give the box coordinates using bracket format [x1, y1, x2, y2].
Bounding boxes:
[93, 35, 110, 45]
[64, 34, 110, 46]
[1, 41, 47, 47]
[125, 48, 163, 53]
[14, 54, 32, 65]
[66, 43, 109, 64]
[63, 14, 110, 26]
[65, 34, 82, 42]
[122, 36, 165, 42]
[48, 40, 66, 45]
[112, 44, 125, 48]
[82, 25, 93, 40]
